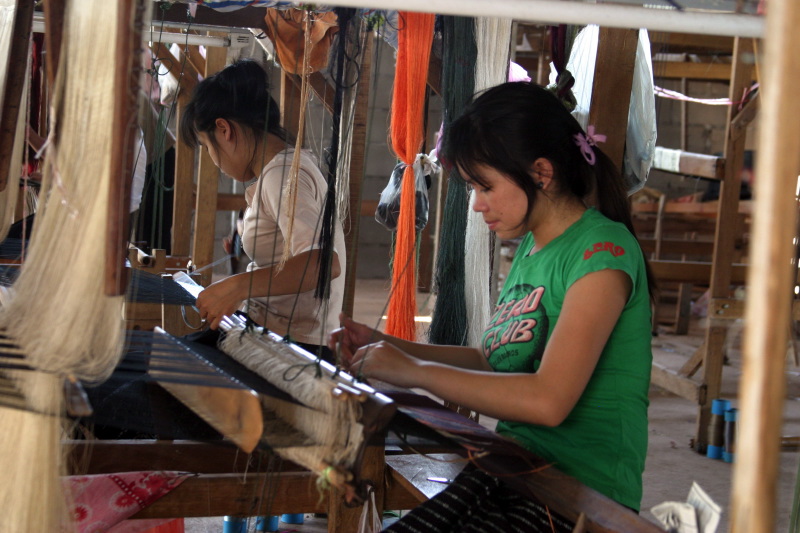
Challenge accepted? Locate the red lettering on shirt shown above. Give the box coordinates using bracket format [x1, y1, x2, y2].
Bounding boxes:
[583, 241, 626, 260]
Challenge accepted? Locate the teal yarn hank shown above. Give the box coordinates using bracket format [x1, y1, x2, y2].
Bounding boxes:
[428, 16, 476, 346]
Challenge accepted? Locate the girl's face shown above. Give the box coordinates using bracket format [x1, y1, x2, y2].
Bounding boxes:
[464, 163, 530, 240]
[196, 121, 252, 182]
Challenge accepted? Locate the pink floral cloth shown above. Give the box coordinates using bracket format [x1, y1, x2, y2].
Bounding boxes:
[64, 471, 191, 533]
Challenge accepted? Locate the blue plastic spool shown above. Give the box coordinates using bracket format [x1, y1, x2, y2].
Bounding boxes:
[255, 516, 281, 532]
[223, 516, 246, 533]
[723, 408, 738, 463]
[281, 513, 305, 524]
[707, 399, 730, 459]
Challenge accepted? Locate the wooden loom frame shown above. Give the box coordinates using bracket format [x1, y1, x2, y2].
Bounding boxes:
[10, 0, 799, 531]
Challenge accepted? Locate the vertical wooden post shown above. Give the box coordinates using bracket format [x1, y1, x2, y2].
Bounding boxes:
[106, 0, 142, 295]
[586, 27, 638, 170]
[673, 77, 692, 334]
[694, 37, 753, 450]
[730, 1, 800, 530]
[327, 445, 385, 533]
[172, 91, 195, 257]
[342, 29, 373, 318]
[0, 0, 34, 193]
[42, 0, 64, 89]
[191, 41, 227, 287]
[150, 41, 197, 258]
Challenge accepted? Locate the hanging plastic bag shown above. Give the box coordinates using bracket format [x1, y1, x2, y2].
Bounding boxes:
[375, 152, 439, 232]
[549, 25, 657, 195]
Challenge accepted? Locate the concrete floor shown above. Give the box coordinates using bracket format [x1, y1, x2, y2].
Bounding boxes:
[177, 279, 800, 532]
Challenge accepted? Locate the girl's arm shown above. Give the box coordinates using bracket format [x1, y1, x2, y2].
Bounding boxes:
[329, 314, 491, 372]
[196, 249, 340, 329]
[350, 268, 631, 426]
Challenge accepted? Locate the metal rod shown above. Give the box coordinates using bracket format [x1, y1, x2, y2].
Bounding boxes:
[323, 0, 763, 38]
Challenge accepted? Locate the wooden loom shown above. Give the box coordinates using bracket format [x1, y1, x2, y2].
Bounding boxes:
[104, 6, 655, 531]
[71, 328, 664, 533]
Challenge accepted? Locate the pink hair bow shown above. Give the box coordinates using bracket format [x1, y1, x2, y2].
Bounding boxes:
[573, 125, 607, 166]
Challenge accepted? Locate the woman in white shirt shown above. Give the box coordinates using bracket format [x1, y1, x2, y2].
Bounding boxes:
[180, 60, 345, 361]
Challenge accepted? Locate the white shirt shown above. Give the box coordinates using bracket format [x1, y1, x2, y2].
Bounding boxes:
[240, 148, 345, 345]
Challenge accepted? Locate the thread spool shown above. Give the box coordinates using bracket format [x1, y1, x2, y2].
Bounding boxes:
[707, 398, 730, 459]
[723, 408, 738, 463]
[281, 513, 305, 524]
[222, 516, 246, 533]
[255, 516, 280, 532]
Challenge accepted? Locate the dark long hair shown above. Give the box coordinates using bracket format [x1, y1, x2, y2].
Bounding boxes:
[443, 81, 655, 299]
[179, 59, 291, 150]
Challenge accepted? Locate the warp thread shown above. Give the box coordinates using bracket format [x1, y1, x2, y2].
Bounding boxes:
[316, 7, 356, 300]
[220, 326, 364, 477]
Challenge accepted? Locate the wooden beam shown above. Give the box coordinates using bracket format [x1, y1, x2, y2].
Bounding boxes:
[731, 1, 800, 526]
[650, 33, 733, 54]
[172, 92, 195, 257]
[695, 36, 754, 451]
[638, 239, 716, 257]
[131, 472, 327, 518]
[149, 42, 197, 257]
[650, 363, 704, 403]
[587, 27, 638, 170]
[153, 4, 269, 32]
[632, 199, 752, 216]
[128, 465, 428, 521]
[729, 91, 760, 142]
[106, 0, 142, 296]
[216, 193, 247, 212]
[650, 260, 748, 285]
[191, 41, 226, 287]
[68, 440, 260, 474]
[329, 446, 384, 533]
[477, 455, 666, 533]
[653, 61, 732, 81]
[0, 0, 34, 192]
[42, 0, 65, 88]
[678, 341, 706, 378]
[705, 298, 800, 322]
[185, 43, 207, 79]
[342, 29, 373, 318]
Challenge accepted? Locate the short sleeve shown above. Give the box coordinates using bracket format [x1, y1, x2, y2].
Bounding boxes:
[565, 222, 642, 297]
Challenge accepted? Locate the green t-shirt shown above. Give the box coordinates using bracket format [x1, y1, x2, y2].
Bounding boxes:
[484, 208, 652, 511]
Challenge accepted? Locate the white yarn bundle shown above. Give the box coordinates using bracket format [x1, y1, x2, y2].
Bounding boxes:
[464, 18, 512, 348]
[0, 2, 127, 531]
[0, 0, 24, 241]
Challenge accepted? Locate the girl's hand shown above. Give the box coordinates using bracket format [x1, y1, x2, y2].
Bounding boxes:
[348, 341, 423, 389]
[195, 277, 245, 330]
[328, 313, 381, 365]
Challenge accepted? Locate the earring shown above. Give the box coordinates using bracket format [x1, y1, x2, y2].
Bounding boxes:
[536, 182, 544, 189]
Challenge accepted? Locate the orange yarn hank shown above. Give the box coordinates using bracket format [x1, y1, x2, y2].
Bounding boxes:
[385, 12, 435, 341]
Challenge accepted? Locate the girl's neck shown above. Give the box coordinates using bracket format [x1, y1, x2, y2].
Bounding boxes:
[528, 196, 586, 254]
[250, 133, 289, 176]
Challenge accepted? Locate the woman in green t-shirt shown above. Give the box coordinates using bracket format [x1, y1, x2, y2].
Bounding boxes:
[329, 82, 656, 531]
